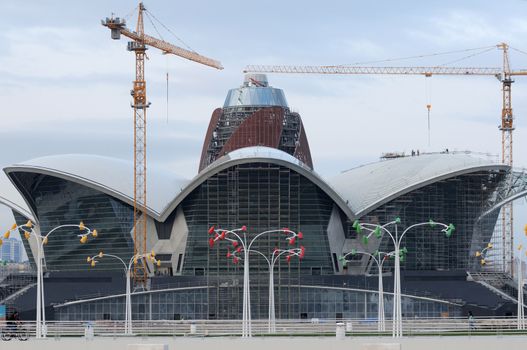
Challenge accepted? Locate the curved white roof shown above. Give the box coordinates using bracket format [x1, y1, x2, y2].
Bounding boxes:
[0, 171, 34, 221]
[328, 153, 509, 217]
[160, 146, 353, 221]
[3, 154, 189, 221]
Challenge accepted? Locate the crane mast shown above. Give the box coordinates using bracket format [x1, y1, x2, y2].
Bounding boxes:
[245, 45, 527, 274]
[103, 2, 222, 285]
[129, 3, 148, 285]
[498, 43, 514, 274]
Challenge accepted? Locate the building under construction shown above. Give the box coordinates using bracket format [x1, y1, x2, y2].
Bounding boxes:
[1, 74, 527, 321]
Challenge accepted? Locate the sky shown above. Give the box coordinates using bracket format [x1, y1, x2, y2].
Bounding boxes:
[0, 0, 526, 260]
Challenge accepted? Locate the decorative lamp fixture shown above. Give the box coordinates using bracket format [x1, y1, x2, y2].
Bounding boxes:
[374, 226, 382, 238]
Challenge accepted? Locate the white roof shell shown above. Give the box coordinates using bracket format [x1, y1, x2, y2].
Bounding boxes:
[328, 153, 509, 217]
[159, 146, 353, 221]
[3, 154, 189, 222]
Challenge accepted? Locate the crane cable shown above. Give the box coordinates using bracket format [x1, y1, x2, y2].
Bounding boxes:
[437, 47, 496, 66]
[144, 9, 196, 53]
[144, 10, 170, 124]
[425, 74, 432, 148]
[340, 45, 496, 66]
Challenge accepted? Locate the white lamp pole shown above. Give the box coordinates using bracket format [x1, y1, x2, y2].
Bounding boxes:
[339, 249, 392, 332]
[352, 219, 455, 338]
[88, 251, 160, 335]
[208, 226, 303, 337]
[229, 246, 304, 333]
[4, 221, 97, 338]
[515, 245, 525, 330]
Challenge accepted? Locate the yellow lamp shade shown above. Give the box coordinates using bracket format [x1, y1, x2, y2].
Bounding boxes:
[42, 237, 48, 245]
[24, 231, 31, 240]
[0, 238, 3, 246]
[91, 260, 96, 267]
[133, 257, 138, 265]
[480, 259, 486, 265]
[156, 260, 161, 267]
[151, 250, 156, 257]
[524, 224, 527, 235]
[475, 251, 481, 257]
[91, 229, 98, 238]
[3, 231, 10, 239]
[80, 235, 88, 244]
[26, 220, 33, 228]
[87, 256, 92, 263]
[98, 251, 103, 258]
[487, 243, 493, 249]
[79, 221, 85, 231]
[11, 223, 17, 230]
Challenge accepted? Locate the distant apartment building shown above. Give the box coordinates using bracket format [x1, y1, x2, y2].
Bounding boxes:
[0, 238, 23, 263]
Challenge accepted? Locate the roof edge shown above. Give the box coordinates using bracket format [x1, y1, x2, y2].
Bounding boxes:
[4, 165, 162, 221]
[355, 164, 510, 217]
[159, 154, 356, 222]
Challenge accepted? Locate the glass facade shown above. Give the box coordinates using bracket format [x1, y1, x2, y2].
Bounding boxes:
[344, 171, 504, 272]
[54, 285, 460, 321]
[181, 162, 334, 319]
[9, 172, 134, 271]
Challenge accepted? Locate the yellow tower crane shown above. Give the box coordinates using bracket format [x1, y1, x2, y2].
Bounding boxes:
[103, 2, 223, 285]
[245, 44, 527, 274]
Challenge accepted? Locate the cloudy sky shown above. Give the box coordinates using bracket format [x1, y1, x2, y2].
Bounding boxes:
[0, 0, 526, 257]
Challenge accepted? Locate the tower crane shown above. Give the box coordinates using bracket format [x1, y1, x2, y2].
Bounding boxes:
[244, 43, 527, 274]
[103, 2, 223, 285]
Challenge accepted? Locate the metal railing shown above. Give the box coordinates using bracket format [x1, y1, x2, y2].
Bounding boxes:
[2, 317, 527, 338]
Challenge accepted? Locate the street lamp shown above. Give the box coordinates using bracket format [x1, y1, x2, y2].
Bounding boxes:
[226, 244, 305, 333]
[208, 226, 303, 337]
[87, 250, 160, 335]
[351, 218, 454, 337]
[3, 220, 97, 338]
[338, 249, 394, 332]
[475, 243, 492, 267]
[514, 244, 527, 330]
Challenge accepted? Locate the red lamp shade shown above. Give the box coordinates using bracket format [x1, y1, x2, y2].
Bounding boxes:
[233, 257, 239, 264]
[273, 247, 279, 254]
[208, 226, 215, 235]
[208, 238, 215, 248]
[286, 255, 292, 263]
[297, 232, 303, 239]
[289, 237, 296, 245]
[236, 246, 243, 253]
[282, 227, 290, 233]
[299, 246, 305, 259]
[219, 231, 226, 240]
[241, 225, 247, 232]
[232, 241, 239, 248]
[226, 251, 232, 258]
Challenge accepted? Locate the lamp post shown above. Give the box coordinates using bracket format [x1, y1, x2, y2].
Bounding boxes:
[87, 250, 160, 335]
[226, 245, 305, 333]
[475, 243, 493, 267]
[338, 249, 393, 332]
[351, 218, 454, 337]
[3, 220, 97, 338]
[208, 226, 303, 337]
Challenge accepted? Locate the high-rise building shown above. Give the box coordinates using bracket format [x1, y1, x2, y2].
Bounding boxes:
[1, 238, 23, 263]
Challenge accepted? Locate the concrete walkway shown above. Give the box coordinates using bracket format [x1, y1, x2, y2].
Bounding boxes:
[2, 336, 527, 350]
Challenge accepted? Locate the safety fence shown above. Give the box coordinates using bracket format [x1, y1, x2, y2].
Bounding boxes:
[2, 317, 527, 338]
